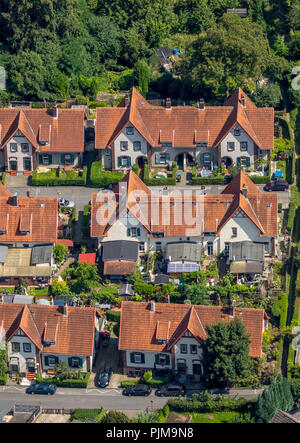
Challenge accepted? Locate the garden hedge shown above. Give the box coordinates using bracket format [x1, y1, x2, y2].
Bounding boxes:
[0, 374, 8, 385]
[191, 176, 225, 185]
[143, 164, 177, 186]
[106, 310, 121, 322]
[167, 397, 255, 414]
[72, 408, 105, 422]
[32, 166, 87, 186]
[36, 372, 90, 388]
[249, 175, 270, 185]
[90, 161, 125, 188]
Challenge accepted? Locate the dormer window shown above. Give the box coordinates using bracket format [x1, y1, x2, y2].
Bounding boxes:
[196, 142, 207, 148]
[126, 126, 134, 135]
[0, 230, 7, 235]
[161, 142, 172, 148]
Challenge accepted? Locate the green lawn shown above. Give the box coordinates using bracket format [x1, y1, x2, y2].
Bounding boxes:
[190, 412, 242, 423]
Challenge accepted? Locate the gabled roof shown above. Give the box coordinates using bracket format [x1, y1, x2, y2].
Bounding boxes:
[119, 301, 265, 358]
[167, 306, 207, 349]
[91, 170, 278, 239]
[0, 303, 99, 356]
[95, 87, 274, 150]
[0, 108, 85, 152]
[0, 187, 58, 243]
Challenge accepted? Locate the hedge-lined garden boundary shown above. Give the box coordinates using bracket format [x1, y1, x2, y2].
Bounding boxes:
[90, 161, 125, 187]
[32, 167, 87, 186]
[167, 397, 256, 414]
[143, 163, 178, 186]
[36, 372, 90, 388]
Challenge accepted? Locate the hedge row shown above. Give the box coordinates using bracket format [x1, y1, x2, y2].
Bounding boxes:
[32, 167, 87, 186]
[106, 310, 121, 322]
[191, 176, 225, 185]
[36, 372, 90, 388]
[120, 378, 168, 388]
[249, 175, 270, 185]
[287, 202, 297, 234]
[143, 164, 177, 186]
[90, 161, 125, 188]
[72, 408, 105, 422]
[167, 397, 255, 414]
[286, 152, 296, 185]
[1, 172, 6, 185]
[0, 374, 8, 385]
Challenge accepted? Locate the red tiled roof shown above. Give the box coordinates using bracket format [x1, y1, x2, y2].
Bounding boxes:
[0, 108, 85, 152]
[91, 170, 278, 239]
[95, 87, 274, 150]
[0, 303, 98, 356]
[79, 253, 96, 264]
[0, 192, 58, 242]
[103, 260, 136, 275]
[119, 301, 265, 358]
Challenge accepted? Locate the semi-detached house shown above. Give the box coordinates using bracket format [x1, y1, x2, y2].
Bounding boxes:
[0, 105, 85, 174]
[119, 301, 267, 378]
[0, 301, 102, 377]
[95, 87, 274, 171]
[90, 169, 278, 276]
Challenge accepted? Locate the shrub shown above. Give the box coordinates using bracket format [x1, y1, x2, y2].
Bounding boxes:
[106, 310, 121, 323]
[36, 373, 90, 388]
[168, 397, 254, 414]
[32, 167, 87, 186]
[1, 172, 6, 185]
[90, 161, 125, 187]
[142, 370, 152, 383]
[191, 176, 225, 185]
[0, 374, 8, 385]
[101, 410, 131, 423]
[250, 175, 270, 185]
[132, 164, 139, 175]
[120, 380, 138, 388]
[162, 403, 170, 418]
[72, 408, 105, 422]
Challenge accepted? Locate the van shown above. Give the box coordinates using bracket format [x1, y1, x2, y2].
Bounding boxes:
[264, 180, 289, 192]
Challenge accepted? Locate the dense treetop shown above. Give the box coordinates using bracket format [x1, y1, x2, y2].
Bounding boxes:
[0, 0, 298, 107]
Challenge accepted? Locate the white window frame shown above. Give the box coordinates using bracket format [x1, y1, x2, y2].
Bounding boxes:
[10, 143, 17, 153]
[203, 154, 211, 164]
[180, 344, 187, 354]
[134, 352, 142, 363]
[227, 142, 235, 152]
[23, 343, 32, 353]
[21, 143, 29, 153]
[190, 345, 197, 354]
[240, 142, 248, 152]
[126, 127, 134, 135]
[207, 242, 213, 256]
[42, 154, 50, 165]
[131, 227, 137, 238]
[120, 141, 128, 151]
[64, 154, 72, 165]
[133, 141, 141, 151]
[234, 129, 240, 136]
[48, 356, 57, 367]
[139, 242, 145, 252]
[158, 354, 168, 365]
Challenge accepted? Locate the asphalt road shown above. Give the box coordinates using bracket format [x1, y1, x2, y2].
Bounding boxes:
[0, 385, 262, 412]
[6, 184, 290, 212]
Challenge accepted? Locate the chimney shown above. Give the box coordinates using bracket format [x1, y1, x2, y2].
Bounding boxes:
[198, 98, 205, 110]
[150, 300, 155, 313]
[12, 192, 18, 207]
[165, 98, 172, 109]
[242, 184, 247, 199]
[241, 95, 245, 107]
[53, 101, 58, 119]
[124, 93, 130, 108]
[63, 301, 68, 317]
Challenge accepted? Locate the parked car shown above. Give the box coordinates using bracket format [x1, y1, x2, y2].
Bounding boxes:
[59, 198, 75, 207]
[97, 366, 113, 388]
[156, 383, 186, 397]
[26, 382, 57, 395]
[123, 384, 152, 396]
[264, 181, 289, 192]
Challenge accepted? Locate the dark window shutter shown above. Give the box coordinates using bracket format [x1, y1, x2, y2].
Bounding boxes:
[155, 154, 159, 164]
[130, 353, 135, 363]
[61, 154, 65, 165]
[127, 228, 131, 236]
[55, 357, 59, 364]
[166, 153, 170, 162]
[39, 154, 43, 164]
[68, 358, 72, 367]
[118, 157, 122, 167]
[155, 354, 159, 364]
[237, 157, 241, 167]
[247, 157, 250, 167]
[127, 156, 131, 167]
[44, 356, 49, 366]
[200, 154, 204, 164]
[141, 353, 145, 364]
[166, 355, 170, 365]
[137, 228, 141, 236]
[48, 155, 52, 165]
[79, 358, 83, 368]
[71, 154, 75, 165]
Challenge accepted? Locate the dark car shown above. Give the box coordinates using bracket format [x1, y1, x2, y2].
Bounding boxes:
[264, 181, 289, 192]
[123, 384, 152, 397]
[156, 383, 186, 397]
[97, 366, 113, 388]
[26, 382, 57, 395]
